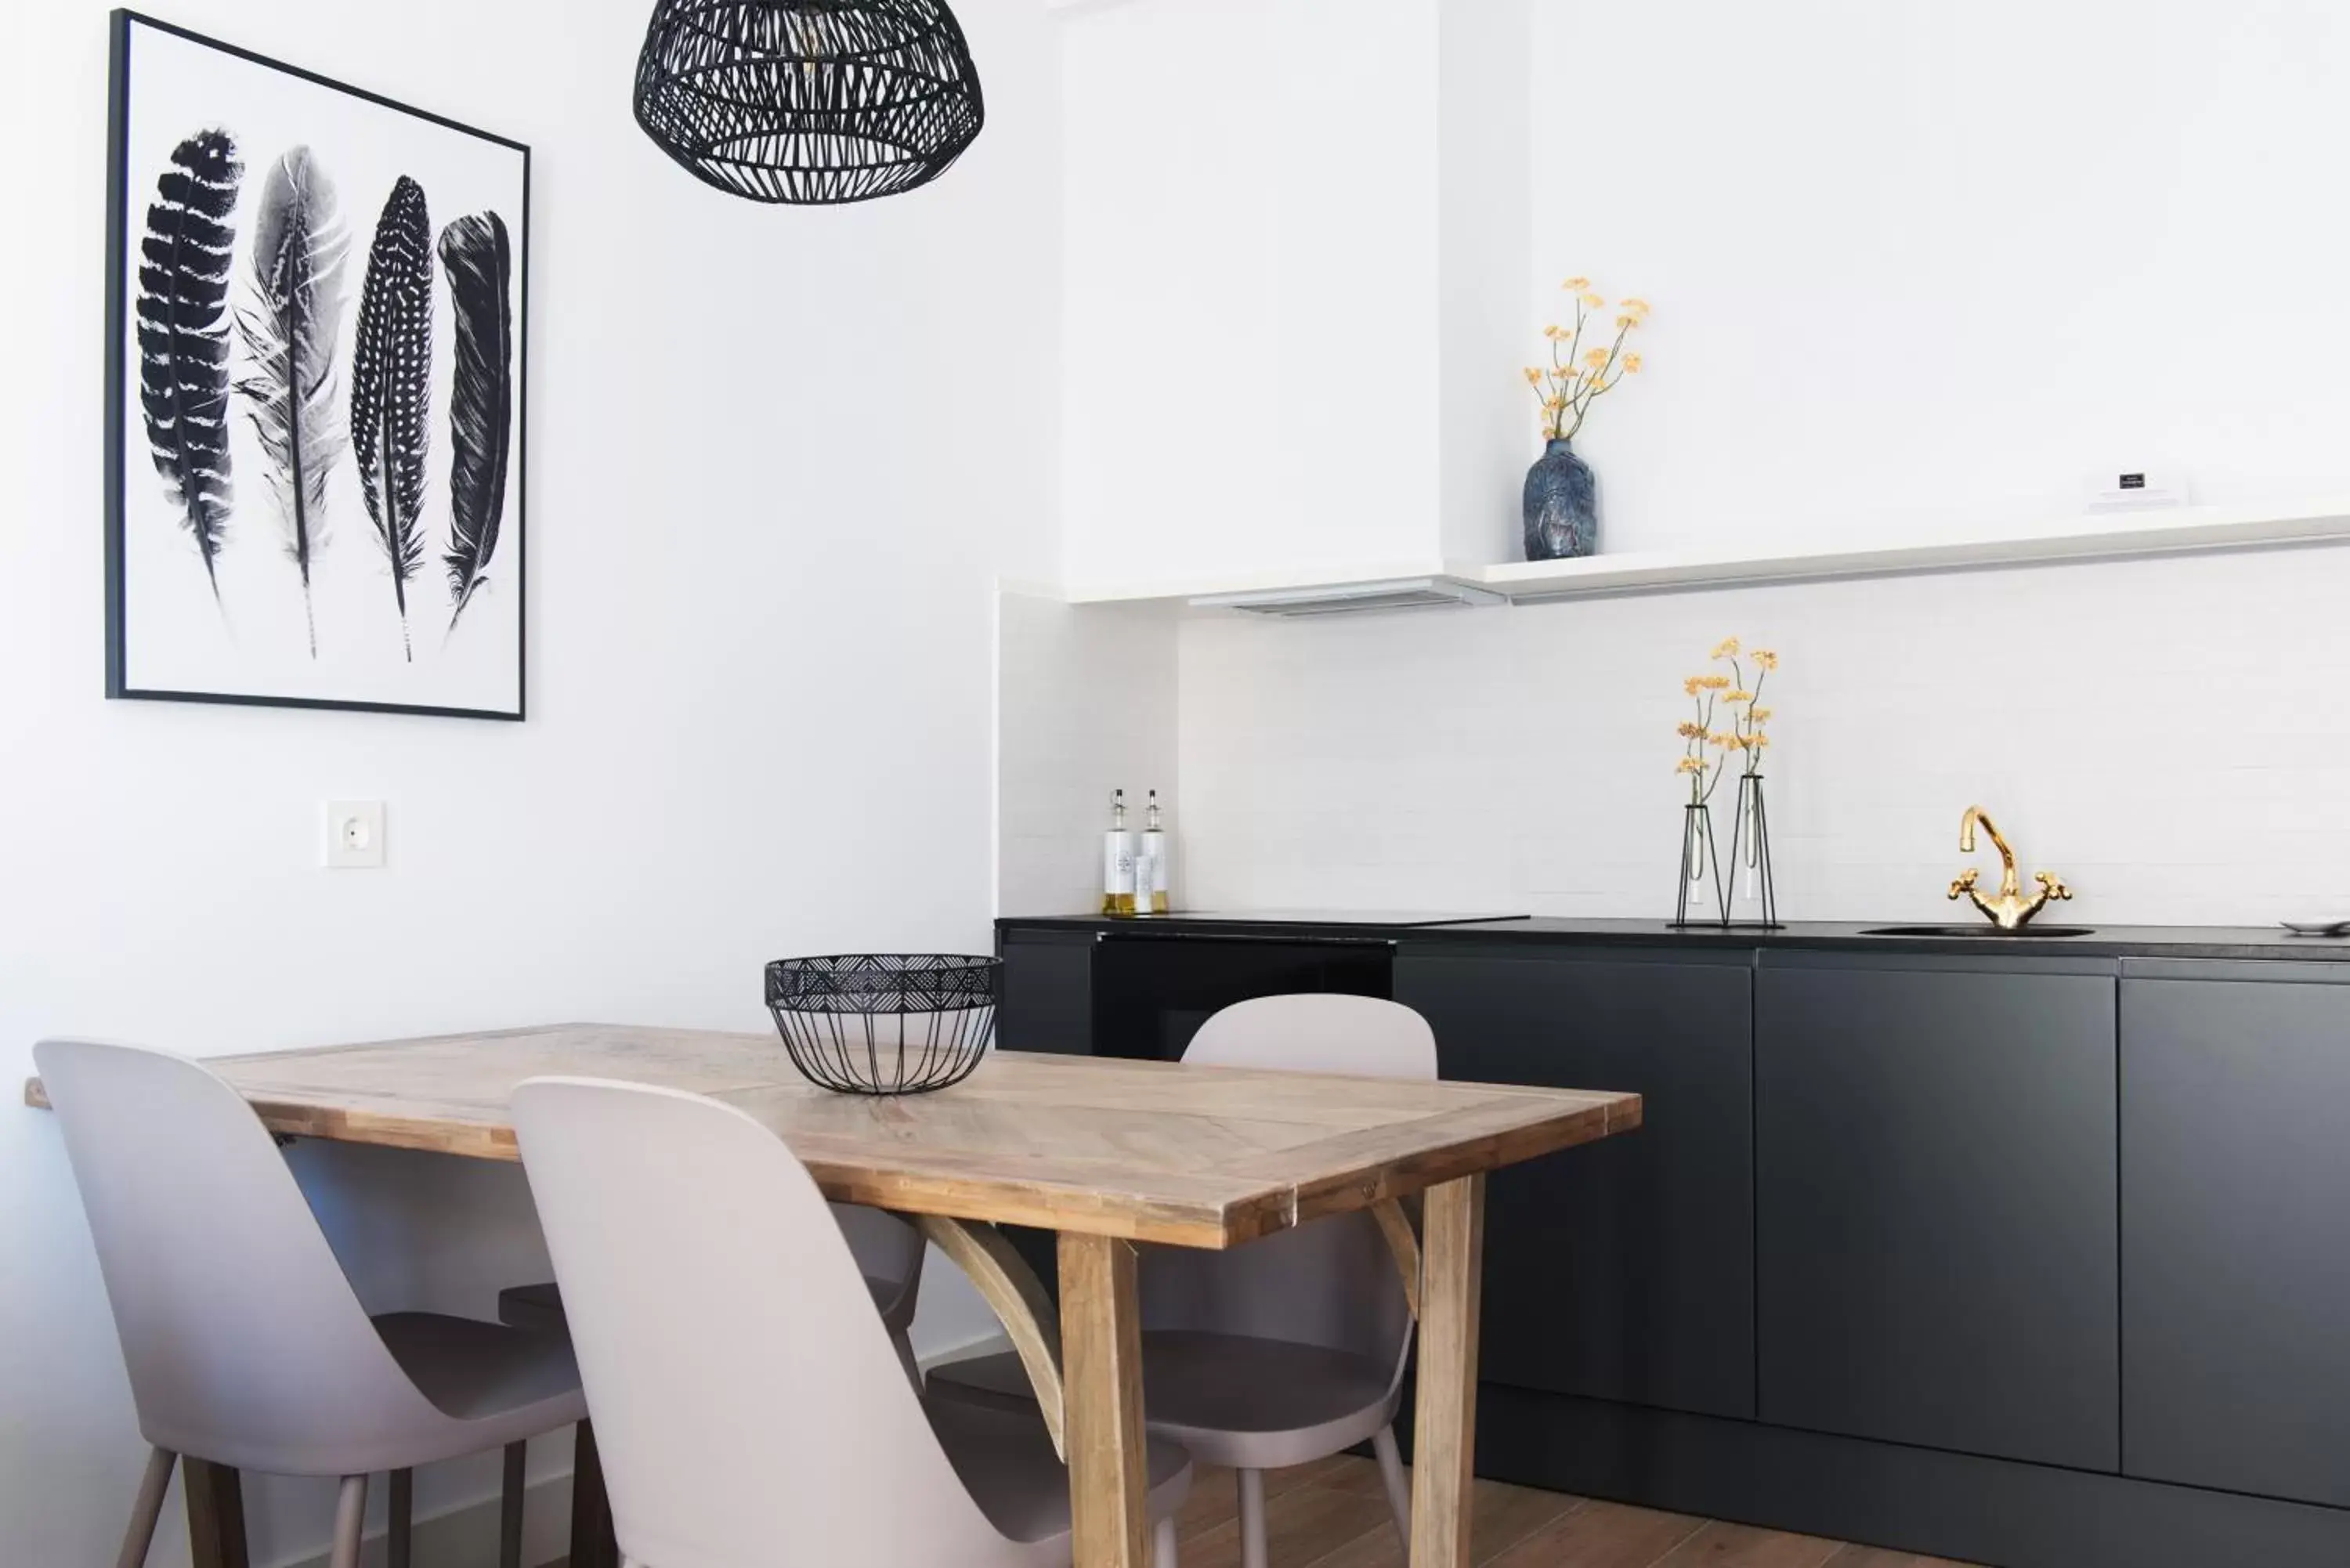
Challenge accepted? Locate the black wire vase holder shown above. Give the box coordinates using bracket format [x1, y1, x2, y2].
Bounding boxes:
[1669, 803, 1727, 929]
[765, 953, 999, 1095]
[1721, 773, 1784, 930]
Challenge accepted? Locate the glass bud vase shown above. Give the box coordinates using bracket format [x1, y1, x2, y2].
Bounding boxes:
[1723, 773, 1782, 928]
[1671, 802, 1726, 928]
[1523, 437, 1599, 560]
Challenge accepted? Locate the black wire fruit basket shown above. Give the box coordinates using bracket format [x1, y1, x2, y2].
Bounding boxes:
[765, 954, 999, 1095]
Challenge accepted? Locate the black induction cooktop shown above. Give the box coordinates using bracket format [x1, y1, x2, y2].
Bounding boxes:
[1128, 910, 1531, 928]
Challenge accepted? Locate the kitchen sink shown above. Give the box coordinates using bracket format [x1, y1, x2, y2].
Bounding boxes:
[1860, 924, 2096, 939]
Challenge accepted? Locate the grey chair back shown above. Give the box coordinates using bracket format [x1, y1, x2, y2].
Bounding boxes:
[511, 1075, 1033, 1568]
[35, 1039, 454, 1475]
[1145, 994, 1436, 1372]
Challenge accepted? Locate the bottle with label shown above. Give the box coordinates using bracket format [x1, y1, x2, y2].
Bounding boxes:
[1101, 789, 1137, 916]
[1141, 789, 1171, 915]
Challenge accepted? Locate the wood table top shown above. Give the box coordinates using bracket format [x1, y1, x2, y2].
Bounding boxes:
[24, 1023, 1640, 1247]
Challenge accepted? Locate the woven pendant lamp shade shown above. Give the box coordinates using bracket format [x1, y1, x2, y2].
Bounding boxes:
[634, 0, 985, 204]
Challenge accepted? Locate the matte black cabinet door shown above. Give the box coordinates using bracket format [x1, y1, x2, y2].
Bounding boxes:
[996, 932, 1095, 1055]
[1755, 958, 2119, 1471]
[1394, 946, 1755, 1419]
[2121, 970, 2350, 1508]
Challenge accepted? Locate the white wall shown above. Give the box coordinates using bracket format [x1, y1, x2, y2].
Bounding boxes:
[1437, 0, 1532, 567]
[1528, 0, 2350, 555]
[1, 1, 1058, 1563]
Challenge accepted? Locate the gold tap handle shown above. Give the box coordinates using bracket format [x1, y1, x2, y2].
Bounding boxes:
[1947, 869, 1979, 901]
[2035, 871, 2072, 901]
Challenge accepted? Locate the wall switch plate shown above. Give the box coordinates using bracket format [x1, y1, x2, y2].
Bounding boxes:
[323, 801, 386, 869]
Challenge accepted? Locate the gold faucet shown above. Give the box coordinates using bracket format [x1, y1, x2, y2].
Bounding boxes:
[1948, 805, 2072, 930]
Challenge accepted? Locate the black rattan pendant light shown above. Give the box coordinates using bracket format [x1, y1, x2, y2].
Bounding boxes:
[634, 0, 985, 205]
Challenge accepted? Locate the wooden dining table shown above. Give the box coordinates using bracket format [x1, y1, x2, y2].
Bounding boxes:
[28, 1022, 1640, 1568]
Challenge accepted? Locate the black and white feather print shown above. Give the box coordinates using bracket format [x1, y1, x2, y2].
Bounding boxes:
[234, 146, 349, 657]
[437, 211, 512, 634]
[349, 175, 434, 661]
[136, 128, 244, 603]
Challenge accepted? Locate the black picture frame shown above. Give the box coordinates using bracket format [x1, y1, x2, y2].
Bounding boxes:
[104, 9, 531, 721]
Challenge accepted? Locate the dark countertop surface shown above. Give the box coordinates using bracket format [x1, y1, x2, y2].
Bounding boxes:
[997, 912, 2350, 963]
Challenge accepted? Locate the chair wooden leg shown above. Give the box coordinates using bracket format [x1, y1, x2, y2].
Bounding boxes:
[569, 1420, 620, 1568]
[1372, 1423, 1412, 1551]
[388, 1468, 413, 1568]
[1236, 1468, 1267, 1568]
[114, 1447, 176, 1568]
[1155, 1513, 1180, 1568]
[183, 1460, 248, 1568]
[329, 1476, 368, 1568]
[500, 1440, 527, 1568]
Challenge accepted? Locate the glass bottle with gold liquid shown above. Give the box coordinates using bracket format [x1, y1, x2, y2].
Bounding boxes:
[1140, 789, 1171, 914]
[1101, 789, 1137, 916]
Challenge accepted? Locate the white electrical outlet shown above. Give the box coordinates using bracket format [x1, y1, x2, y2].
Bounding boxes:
[324, 801, 386, 869]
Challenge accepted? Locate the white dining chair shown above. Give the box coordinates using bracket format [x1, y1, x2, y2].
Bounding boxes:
[927, 992, 1434, 1567]
[35, 1039, 588, 1568]
[509, 1074, 1195, 1568]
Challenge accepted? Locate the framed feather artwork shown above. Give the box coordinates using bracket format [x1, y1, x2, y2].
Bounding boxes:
[105, 10, 529, 720]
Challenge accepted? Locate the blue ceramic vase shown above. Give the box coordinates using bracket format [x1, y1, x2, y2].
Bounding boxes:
[1523, 438, 1598, 561]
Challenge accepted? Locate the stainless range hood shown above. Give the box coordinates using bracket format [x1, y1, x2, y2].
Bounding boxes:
[1188, 576, 1506, 616]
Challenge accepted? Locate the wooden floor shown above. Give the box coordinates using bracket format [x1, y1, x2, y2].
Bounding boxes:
[1160, 1454, 1975, 1568]
[546, 1452, 1977, 1567]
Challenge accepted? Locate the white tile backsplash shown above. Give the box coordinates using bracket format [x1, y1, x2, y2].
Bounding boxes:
[997, 591, 1180, 916]
[1173, 543, 2350, 927]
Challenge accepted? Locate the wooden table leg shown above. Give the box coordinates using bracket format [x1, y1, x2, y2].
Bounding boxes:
[1410, 1174, 1486, 1568]
[1059, 1230, 1150, 1568]
[184, 1460, 249, 1568]
[568, 1419, 620, 1568]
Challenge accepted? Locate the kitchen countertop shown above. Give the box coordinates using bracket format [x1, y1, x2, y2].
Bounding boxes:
[997, 912, 2350, 963]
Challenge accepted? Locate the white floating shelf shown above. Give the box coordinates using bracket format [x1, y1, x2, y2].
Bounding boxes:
[1037, 500, 2350, 612]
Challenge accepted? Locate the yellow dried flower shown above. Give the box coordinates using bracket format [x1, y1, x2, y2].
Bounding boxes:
[1582, 347, 1610, 368]
[1563, 275, 1592, 291]
[1676, 721, 1706, 739]
[1543, 324, 1564, 340]
[1712, 638, 1741, 659]
[1750, 706, 1773, 722]
[1615, 314, 1643, 330]
[1724, 689, 1756, 704]
[1579, 291, 1605, 309]
[1710, 731, 1736, 747]
[1623, 353, 1643, 373]
[1752, 649, 1779, 670]
[1749, 733, 1772, 749]
[1699, 674, 1731, 690]
[1676, 757, 1703, 775]
[1683, 675, 1708, 696]
[1524, 367, 1542, 385]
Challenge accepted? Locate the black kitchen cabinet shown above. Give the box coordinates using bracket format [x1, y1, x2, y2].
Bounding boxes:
[996, 930, 1096, 1055]
[1755, 953, 2119, 1471]
[2120, 963, 2350, 1508]
[1092, 932, 1391, 1061]
[1394, 944, 1755, 1418]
